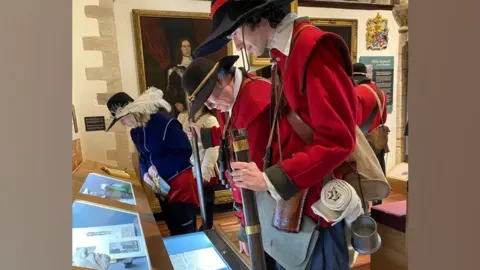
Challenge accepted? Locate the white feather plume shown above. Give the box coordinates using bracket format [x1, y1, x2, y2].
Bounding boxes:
[115, 87, 171, 119]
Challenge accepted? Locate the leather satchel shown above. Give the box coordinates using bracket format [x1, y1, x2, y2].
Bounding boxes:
[360, 84, 390, 155]
[286, 107, 391, 202]
[272, 189, 309, 232]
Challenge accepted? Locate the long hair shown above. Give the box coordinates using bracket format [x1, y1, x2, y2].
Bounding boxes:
[131, 112, 152, 127]
[244, 6, 287, 30]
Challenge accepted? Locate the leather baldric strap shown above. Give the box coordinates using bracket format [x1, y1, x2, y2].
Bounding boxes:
[222, 112, 231, 139]
[359, 84, 386, 135]
[266, 23, 317, 163]
[264, 22, 318, 233]
[241, 75, 268, 89]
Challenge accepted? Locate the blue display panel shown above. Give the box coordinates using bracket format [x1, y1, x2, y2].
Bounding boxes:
[72, 200, 150, 270]
[79, 173, 136, 206]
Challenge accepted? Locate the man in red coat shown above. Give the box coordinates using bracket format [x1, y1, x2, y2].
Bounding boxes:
[353, 63, 388, 174]
[194, 1, 356, 269]
[353, 63, 388, 206]
[181, 55, 272, 255]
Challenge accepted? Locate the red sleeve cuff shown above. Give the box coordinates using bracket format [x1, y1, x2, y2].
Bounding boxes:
[234, 210, 246, 227]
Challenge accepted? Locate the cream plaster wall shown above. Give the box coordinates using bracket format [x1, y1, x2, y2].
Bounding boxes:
[74, 0, 400, 170]
[73, 0, 117, 166]
[300, 6, 400, 169]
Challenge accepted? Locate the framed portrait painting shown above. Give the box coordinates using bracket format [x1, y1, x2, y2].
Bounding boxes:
[132, 10, 233, 118]
[132, 10, 234, 205]
[310, 18, 358, 63]
[250, 0, 298, 66]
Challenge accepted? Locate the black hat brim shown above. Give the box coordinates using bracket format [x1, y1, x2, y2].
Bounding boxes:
[105, 117, 120, 132]
[105, 114, 129, 132]
[194, 0, 293, 57]
[188, 55, 239, 120]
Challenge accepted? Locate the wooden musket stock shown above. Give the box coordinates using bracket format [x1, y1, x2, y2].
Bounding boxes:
[217, 138, 229, 188]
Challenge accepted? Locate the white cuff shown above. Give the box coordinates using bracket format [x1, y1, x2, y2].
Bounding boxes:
[263, 172, 283, 201]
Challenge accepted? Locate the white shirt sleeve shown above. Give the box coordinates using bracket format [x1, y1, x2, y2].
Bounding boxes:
[200, 115, 220, 182]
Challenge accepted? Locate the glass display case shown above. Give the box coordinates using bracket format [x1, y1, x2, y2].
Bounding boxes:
[164, 232, 229, 270]
[72, 160, 249, 270]
[72, 200, 150, 270]
[79, 173, 136, 205]
[163, 230, 249, 270]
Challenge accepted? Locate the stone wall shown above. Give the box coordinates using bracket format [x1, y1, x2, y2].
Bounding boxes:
[82, 0, 131, 170]
[393, 3, 408, 162]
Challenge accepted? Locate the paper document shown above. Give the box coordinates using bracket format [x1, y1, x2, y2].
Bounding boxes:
[169, 247, 227, 270]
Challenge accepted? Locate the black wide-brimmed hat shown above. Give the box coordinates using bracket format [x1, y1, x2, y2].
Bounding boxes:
[105, 88, 172, 131]
[194, 0, 293, 57]
[106, 92, 134, 131]
[352, 63, 372, 83]
[182, 55, 239, 119]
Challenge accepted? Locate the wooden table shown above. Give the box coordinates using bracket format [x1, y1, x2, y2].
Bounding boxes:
[72, 160, 174, 270]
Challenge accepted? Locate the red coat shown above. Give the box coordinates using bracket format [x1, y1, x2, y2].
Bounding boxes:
[266, 19, 357, 226]
[356, 82, 387, 132]
[200, 74, 272, 226]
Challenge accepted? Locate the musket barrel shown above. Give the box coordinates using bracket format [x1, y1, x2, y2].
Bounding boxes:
[187, 101, 207, 229]
[232, 128, 267, 270]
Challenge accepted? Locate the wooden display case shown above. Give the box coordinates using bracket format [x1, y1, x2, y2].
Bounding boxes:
[71, 160, 247, 270]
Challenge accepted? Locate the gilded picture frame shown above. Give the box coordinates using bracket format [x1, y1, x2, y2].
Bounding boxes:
[310, 18, 358, 63]
[250, 0, 299, 66]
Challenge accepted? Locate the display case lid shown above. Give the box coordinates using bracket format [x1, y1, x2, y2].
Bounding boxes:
[79, 172, 137, 206]
[164, 232, 230, 270]
[72, 200, 151, 270]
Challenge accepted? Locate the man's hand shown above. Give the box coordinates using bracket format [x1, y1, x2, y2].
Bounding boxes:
[239, 241, 249, 256]
[230, 162, 268, 191]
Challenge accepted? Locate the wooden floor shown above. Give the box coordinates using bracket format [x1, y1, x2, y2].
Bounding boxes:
[157, 192, 406, 269]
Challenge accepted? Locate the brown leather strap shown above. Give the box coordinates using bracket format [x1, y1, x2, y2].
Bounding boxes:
[240, 75, 269, 89]
[222, 112, 231, 139]
[265, 23, 315, 161]
[362, 84, 386, 125]
[286, 108, 314, 145]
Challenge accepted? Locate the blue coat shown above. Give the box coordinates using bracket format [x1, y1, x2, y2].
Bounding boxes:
[130, 112, 192, 182]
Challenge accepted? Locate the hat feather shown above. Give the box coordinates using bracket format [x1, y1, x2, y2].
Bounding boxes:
[115, 87, 172, 118]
